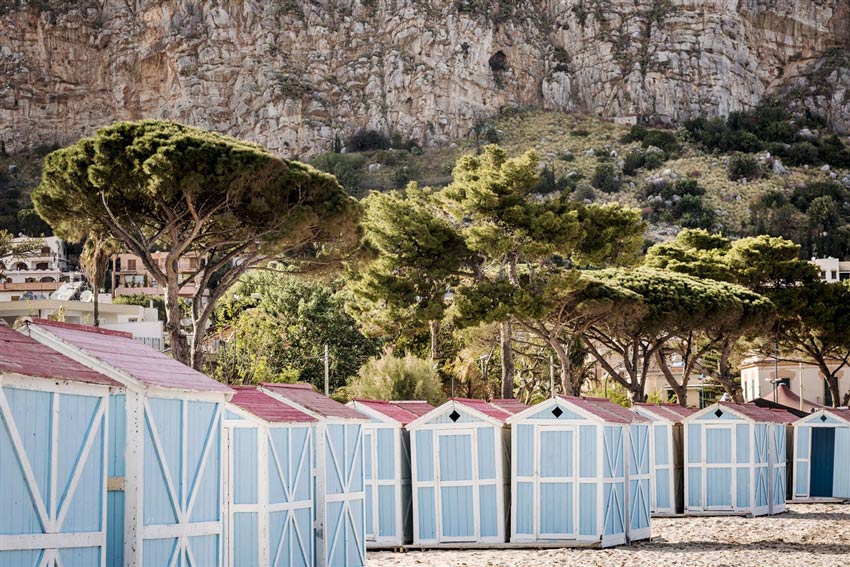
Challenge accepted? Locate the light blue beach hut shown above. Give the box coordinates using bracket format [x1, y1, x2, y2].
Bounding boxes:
[224, 386, 318, 567]
[0, 325, 120, 567]
[405, 398, 527, 546]
[345, 399, 434, 548]
[507, 396, 652, 547]
[682, 402, 795, 517]
[633, 403, 696, 516]
[792, 407, 850, 501]
[24, 319, 233, 567]
[260, 383, 369, 567]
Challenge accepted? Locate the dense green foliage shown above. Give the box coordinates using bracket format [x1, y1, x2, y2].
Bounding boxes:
[683, 105, 850, 167]
[33, 120, 358, 369]
[213, 271, 379, 389]
[341, 351, 446, 406]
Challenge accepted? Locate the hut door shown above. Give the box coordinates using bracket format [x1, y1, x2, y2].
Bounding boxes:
[810, 428, 835, 497]
[436, 429, 476, 542]
[704, 426, 733, 509]
[536, 427, 575, 538]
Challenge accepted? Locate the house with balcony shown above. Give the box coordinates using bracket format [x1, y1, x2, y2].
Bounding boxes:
[111, 251, 208, 300]
[0, 236, 83, 299]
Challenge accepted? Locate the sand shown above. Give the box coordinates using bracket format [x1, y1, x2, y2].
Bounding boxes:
[368, 503, 850, 566]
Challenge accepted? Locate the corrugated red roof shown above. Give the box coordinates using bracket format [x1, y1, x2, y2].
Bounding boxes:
[261, 383, 366, 420]
[0, 326, 119, 387]
[634, 403, 697, 423]
[719, 402, 797, 424]
[392, 400, 436, 418]
[489, 398, 530, 415]
[350, 399, 433, 425]
[820, 407, 850, 422]
[585, 397, 651, 424]
[452, 398, 522, 423]
[229, 387, 316, 424]
[28, 319, 232, 393]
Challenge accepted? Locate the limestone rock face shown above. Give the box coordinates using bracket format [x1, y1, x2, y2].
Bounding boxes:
[0, 0, 848, 155]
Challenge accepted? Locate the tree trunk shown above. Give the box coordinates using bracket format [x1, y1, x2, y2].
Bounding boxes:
[548, 337, 575, 396]
[500, 319, 514, 399]
[656, 350, 687, 406]
[93, 291, 100, 327]
[843, 389, 850, 407]
[428, 319, 440, 361]
[164, 261, 188, 365]
[714, 340, 742, 402]
[817, 361, 841, 408]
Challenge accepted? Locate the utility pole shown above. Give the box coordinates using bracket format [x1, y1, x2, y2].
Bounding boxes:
[549, 354, 555, 398]
[324, 344, 330, 397]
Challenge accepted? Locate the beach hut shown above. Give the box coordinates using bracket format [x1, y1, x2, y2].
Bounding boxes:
[507, 396, 651, 547]
[345, 400, 434, 548]
[260, 383, 368, 567]
[23, 319, 233, 567]
[792, 407, 850, 501]
[0, 325, 120, 567]
[223, 387, 318, 567]
[682, 403, 795, 517]
[633, 403, 696, 516]
[405, 398, 527, 546]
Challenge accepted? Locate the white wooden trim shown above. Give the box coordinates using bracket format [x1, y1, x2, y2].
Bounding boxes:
[142, 521, 221, 539]
[0, 372, 118, 397]
[0, 532, 103, 550]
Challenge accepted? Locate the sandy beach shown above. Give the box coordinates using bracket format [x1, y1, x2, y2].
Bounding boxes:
[368, 503, 850, 566]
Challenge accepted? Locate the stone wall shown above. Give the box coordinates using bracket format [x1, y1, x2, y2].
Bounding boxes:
[0, 0, 848, 155]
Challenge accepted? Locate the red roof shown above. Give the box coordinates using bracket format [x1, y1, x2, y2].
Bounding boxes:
[261, 383, 366, 420]
[392, 400, 436, 418]
[719, 402, 797, 424]
[489, 398, 530, 415]
[634, 403, 697, 423]
[452, 398, 528, 423]
[229, 387, 316, 424]
[351, 399, 434, 425]
[0, 326, 119, 387]
[822, 407, 850, 422]
[28, 319, 232, 393]
[557, 396, 648, 424]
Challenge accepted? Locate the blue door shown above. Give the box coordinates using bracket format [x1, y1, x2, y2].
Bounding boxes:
[537, 428, 574, 538]
[437, 430, 475, 542]
[810, 428, 835, 497]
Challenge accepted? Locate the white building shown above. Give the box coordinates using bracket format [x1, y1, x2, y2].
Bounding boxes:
[739, 354, 850, 408]
[0, 236, 80, 284]
[0, 299, 165, 351]
[811, 257, 850, 282]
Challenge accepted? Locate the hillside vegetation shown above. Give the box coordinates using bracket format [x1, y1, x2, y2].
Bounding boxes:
[3, 107, 850, 257]
[311, 108, 850, 256]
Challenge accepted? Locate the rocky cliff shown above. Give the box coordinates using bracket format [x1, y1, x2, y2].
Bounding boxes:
[1, 0, 848, 156]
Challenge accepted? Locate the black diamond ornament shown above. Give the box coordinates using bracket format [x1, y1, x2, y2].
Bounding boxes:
[449, 410, 461, 422]
[821, 415, 828, 422]
[714, 409, 724, 418]
[552, 406, 564, 418]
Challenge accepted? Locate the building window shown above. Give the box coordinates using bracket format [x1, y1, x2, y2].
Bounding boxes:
[832, 270, 838, 280]
[127, 259, 137, 271]
[15, 262, 27, 271]
[40, 246, 50, 255]
[35, 262, 48, 270]
[821, 271, 827, 279]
